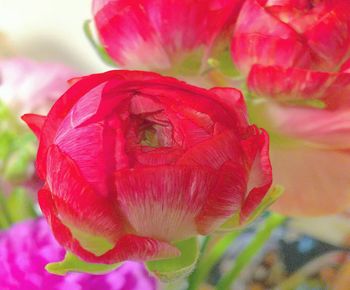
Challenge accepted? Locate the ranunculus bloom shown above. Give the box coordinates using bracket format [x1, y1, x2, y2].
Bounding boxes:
[231, 0, 350, 216]
[0, 58, 77, 116]
[0, 218, 157, 290]
[23, 70, 272, 266]
[92, 0, 244, 74]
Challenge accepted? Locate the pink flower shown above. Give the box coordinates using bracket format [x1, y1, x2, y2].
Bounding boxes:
[92, 0, 244, 74]
[231, 0, 350, 216]
[0, 218, 157, 290]
[0, 58, 77, 116]
[23, 70, 272, 268]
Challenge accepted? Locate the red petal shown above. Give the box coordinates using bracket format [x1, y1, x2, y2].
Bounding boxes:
[240, 128, 272, 221]
[248, 65, 332, 100]
[177, 132, 247, 234]
[303, 8, 350, 71]
[21, 113, 46, 139]
[39, 186, 179, 263]
[195, 161, 247, 234]
[209, 87, 248, 129]
[36, 71, 123, 178]
[46, 145, 124, 240]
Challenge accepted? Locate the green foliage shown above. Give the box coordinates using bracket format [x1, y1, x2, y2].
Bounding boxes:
[46, 252, 120, 275]
[147, 237, 199, 282]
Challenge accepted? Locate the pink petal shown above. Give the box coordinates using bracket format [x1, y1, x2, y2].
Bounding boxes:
[232, 34, 310, 75]
[36, 71, 123, 178]
[270, 144, 350, 216]
[263, 103, 350, 149]
[303, 6, 350, 71]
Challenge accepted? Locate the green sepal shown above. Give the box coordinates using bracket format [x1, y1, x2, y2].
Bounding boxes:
[46, 251, 120, 276]
[146, 237, 199, 282]
[218, 186, 284, 232]
[244, 185, 284, 225]
[83, 20, 118, 67]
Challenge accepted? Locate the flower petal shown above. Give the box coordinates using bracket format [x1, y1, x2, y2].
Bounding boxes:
[240, 128, 272, 221]
[270, 144, 350, 216]
[39, 186, 179, 264]
[46, 145, 124, 240]
[21, 113, 46, 139]
[114, 165, 218, 241]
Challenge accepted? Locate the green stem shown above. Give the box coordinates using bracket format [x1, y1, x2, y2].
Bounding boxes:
[216, 213, 286, 290]
[187, 231, 241, 290]
[187, 236, 211, 290]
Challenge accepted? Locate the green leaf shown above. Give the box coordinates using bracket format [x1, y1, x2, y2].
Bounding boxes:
[146, 237, 199, 282]
[83, 20, 118, 67]
[216, 213, 286, 290]
[46, 252, 120, 276]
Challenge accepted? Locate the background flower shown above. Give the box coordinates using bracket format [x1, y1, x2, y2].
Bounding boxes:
[0, 58, 77, 115]
[92, 0, 244, 75]
[0, 218, 157, 290]
[231, 0, 350, 216]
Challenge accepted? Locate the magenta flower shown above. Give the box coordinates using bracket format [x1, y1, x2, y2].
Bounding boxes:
[0, 218, 157, 290]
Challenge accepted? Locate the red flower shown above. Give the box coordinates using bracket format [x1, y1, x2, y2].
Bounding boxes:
[23, 71, 271, 265]
[231, 0, 350, 216]
[92, 0, 244, 74]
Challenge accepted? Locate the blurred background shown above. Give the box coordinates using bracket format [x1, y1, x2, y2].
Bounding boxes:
[0, 0, 109, 72]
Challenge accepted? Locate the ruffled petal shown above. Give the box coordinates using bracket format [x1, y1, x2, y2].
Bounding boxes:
[209, 87, 248, 129]
[248, 65, 333, 100]
[240, 128, 272, 221]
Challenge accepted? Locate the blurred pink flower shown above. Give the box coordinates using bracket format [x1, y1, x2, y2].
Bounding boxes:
[0, 58, 78, 116]
[0, 218, 157, 290]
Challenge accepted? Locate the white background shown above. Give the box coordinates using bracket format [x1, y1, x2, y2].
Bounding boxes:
[0, 0, 110, 73]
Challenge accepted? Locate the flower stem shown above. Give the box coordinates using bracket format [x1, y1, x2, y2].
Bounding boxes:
[216, 213, 286, 290]
[187, 231, 241, 290]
